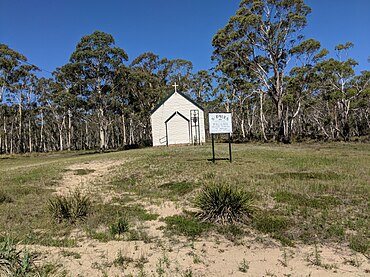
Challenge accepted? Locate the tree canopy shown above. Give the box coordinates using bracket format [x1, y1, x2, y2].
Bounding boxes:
[0, 2, 369, 153]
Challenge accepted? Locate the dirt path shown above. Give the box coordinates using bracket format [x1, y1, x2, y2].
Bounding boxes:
[55, 159, 124, 196]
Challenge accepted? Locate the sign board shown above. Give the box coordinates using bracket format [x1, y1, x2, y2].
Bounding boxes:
[209, 113, 232, 134]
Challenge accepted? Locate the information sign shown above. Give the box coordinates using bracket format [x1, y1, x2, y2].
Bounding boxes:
[208, 113, 233, 163]
[209, 113, 232, 134]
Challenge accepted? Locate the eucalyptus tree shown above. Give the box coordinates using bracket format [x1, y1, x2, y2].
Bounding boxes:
[211, 32, 262, 141]
[166, 58, 193, 92]
[0, 44, 28, 153]
[189, 70, 213, 105]
[52, 63, 85, 150]
[0, 44, 28, 104]
[128, 52, 167, 144]
[35, 77, 52, 152]
[350, 70, 370, 136]
[8, 63, 39, 152]
[315, 42, 359, 141]
[126, 53, 193, 145]
[286, 39, 328, 140]
[212, 0, 311, 141]
[69, 31, 128, 150]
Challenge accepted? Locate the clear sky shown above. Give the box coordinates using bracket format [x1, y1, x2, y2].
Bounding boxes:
[1, 0, 369, 77]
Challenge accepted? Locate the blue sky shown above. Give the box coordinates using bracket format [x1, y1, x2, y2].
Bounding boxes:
[1, 0, 369, 77]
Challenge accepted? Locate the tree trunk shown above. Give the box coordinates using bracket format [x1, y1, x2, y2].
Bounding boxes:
[10, 121, 14, 154]
[277, 98, 285, 142]
[68, 109, 72, 151]
[259, 92, 267, 142]
[59, 117, 65, 151]
[129, 117, 134, 145]
[99, 124, 105, 151]
[28, 118, 32, 152]
[18, 91, 23, 153]
[85, 120, 89, 149]
[3, 115, 8, 153]
[40, 111, 46, 152]
[122, 113, 126, 146]
[288, 101, 301, 141]
[240, 117, 246, 139]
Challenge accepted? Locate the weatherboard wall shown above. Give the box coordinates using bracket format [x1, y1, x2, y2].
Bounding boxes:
[151, 92, 205, 146]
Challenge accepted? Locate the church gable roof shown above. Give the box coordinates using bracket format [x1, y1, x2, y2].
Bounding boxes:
[150, 90, 204, 115]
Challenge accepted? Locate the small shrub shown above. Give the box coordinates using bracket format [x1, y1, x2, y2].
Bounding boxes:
[0, 236, 37, 276]
[195, 183, 255, 225]
[48, 196, 70, 223]
[183, 268, 193, 277]
[48, 190, 91, 223]
[238, 258, 249, 273]
[110, 216, 129, 236]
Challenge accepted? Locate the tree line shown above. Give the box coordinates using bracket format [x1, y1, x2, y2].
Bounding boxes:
[1, 0, 369, 154]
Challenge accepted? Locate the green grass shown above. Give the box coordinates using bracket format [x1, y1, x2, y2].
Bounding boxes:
[159, 181, 198, 195]
[163, 214, 212, 238]
[0, 143, 369, 255]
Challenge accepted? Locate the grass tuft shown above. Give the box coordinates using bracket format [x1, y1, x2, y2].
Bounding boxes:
[48, 190, 91, 223]
[110, 216, 129, 237]
[0, 236, 37, 276]
[195, 183, 255, 225]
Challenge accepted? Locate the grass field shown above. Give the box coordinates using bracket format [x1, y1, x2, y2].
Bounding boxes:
[0, 142, 369, 276]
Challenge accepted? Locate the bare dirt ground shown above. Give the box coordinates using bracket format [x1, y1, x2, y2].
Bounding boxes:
[25, 159, 369, 277]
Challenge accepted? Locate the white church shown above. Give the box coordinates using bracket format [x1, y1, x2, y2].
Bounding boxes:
[150, 83, 206, 147]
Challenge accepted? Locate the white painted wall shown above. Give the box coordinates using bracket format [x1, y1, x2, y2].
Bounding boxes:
[167, 114, 189, 145]
[151, 92, 206, 146]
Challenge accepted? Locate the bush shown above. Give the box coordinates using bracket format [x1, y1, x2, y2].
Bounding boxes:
[0, 236, 36, 276]
[48, 190, 91, 223]
[195, 183, 255, 225]
[110, 216, 129, 236]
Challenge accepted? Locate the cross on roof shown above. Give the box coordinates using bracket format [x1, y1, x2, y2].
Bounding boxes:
[172, 82, 179, 93]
